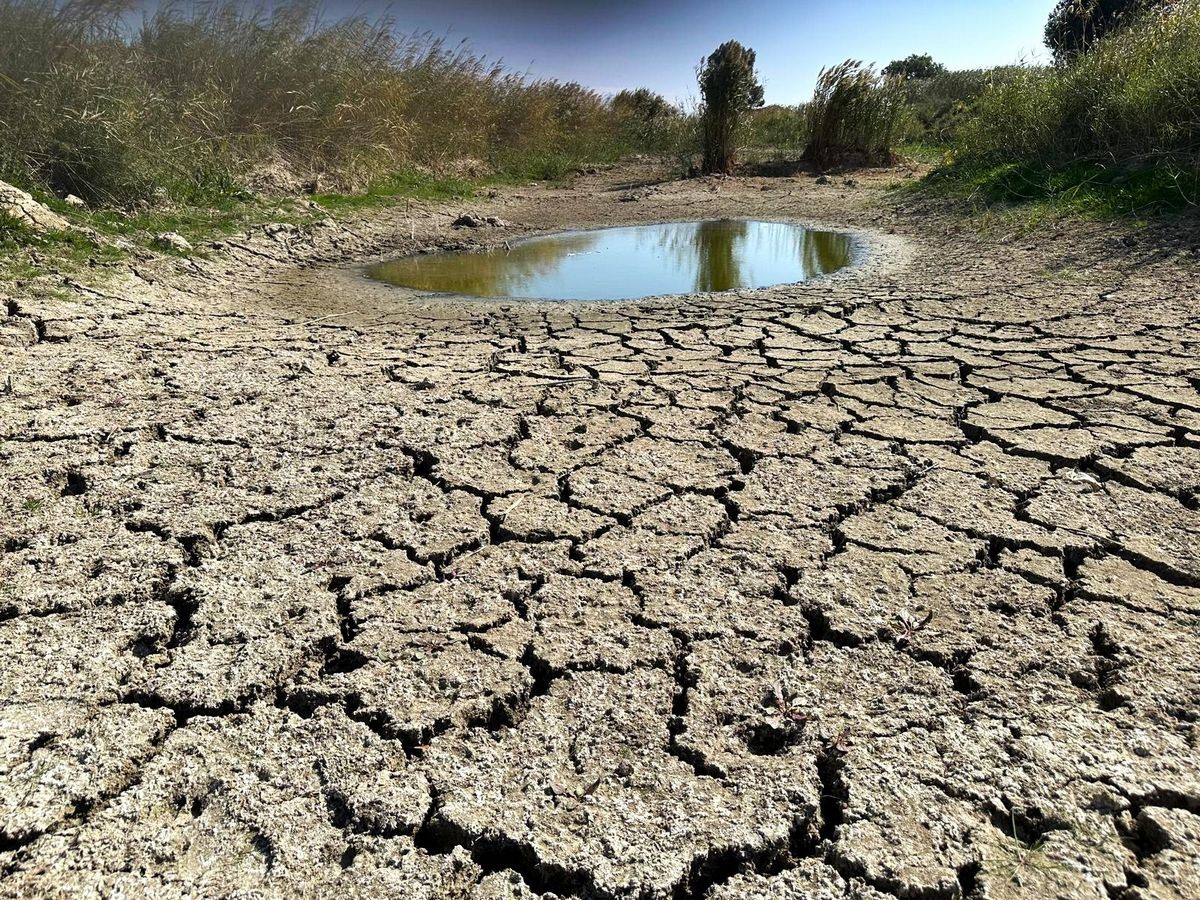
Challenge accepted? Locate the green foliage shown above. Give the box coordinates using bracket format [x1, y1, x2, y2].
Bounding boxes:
[1044, 0, 1162, 61]
[698, 41, 765, 175]
[926, 1, 1200, 218]
[0, 0, 633, 209]
[883, 54, 947, 80]
[900, 68, 1019, 145]
[959, 1, 1200, 167]
[612, 88, 679, 153]
[922, 159, 1200, 219]
[743, 105, 810, 162]
[805, 61, 907, 167]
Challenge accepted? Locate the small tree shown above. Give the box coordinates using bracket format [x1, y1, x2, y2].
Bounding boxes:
[1044, 0, 1160, 61]
[698, 40, 764, 174]
[883, 54, 947, 80]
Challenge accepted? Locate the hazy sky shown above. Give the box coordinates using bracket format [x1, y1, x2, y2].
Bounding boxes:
[317, 0, 1053, 104]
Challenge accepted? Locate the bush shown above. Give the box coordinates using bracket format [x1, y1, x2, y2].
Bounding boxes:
[743, 105, 810, 162]
[959, 0, 1200, 165]
[0, 0, 633, 207]
[804, 61, 907, 167]
[612, 88, 679, 154]
[698, 41, 764, 175]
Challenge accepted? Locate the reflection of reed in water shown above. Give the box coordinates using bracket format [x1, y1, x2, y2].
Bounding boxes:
[651, 220, 747, 292]
[693, 219, 748, 292]
[800, 229, 852, 275]
[368, 231, 602, 296]
[664, 220, 850, 293]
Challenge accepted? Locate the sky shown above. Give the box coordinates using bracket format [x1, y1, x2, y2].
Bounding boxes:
[314, 0, 1054, 105]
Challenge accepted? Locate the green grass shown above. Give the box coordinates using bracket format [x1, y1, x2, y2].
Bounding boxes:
[918, 158, 1200, 220]
[897, 142, 953, 166]
[926, 0, 1200, 224]
[313, 169, 511, 213]
[1, 210, 126, 275]
[0, 165, 521, 283]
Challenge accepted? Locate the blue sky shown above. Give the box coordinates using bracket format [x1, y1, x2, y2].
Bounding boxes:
[329, 0, 1055, 104]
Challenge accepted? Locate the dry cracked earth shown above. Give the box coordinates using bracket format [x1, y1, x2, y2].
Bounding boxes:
[2, 168, 1200, 900]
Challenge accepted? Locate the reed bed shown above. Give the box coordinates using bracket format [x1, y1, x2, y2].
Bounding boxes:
[803, 61, 907, 167]
[0, 0, 626, 206]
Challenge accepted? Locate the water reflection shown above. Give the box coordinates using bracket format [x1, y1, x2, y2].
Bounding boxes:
[693, 219, 746, 292]
[367, 220, 852, 301]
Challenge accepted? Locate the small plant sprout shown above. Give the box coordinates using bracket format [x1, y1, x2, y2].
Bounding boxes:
[832, 727, 854, 754]
[768, 681, 809, 726]
[892, 609, 934, 645]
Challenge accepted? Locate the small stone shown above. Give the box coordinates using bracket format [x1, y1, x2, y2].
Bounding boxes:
[0, 179, 71, 231]
[151, 232, 193, 253]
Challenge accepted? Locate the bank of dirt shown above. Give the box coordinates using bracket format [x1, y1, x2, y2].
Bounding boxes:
[2, 165, 1199, 899]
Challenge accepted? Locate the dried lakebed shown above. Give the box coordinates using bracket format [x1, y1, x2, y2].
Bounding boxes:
[1, 169, 1199, 899]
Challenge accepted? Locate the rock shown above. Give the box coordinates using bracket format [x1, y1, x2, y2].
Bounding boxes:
[0, 180, 71, 231]
[816, 175, 832, 185]
[452, 213, 506, 228]
[263, 222, 299, 241]
[151, 232, 193, 253]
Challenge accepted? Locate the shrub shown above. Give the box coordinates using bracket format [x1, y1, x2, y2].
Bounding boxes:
[612, 88, 679, 153]
[741, 105, 809, 162]
[697, 41, 764, 175]
[804, 61, 907, 167]
[961, 0, 1200, 165]
[901, 67, 1019, 145]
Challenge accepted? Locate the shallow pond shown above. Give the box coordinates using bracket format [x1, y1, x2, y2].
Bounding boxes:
[366, 219, 853, 301]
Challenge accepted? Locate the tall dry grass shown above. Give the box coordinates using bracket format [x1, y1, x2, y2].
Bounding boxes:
[0, 0, 628, 206]
[803, 61, 907, 167]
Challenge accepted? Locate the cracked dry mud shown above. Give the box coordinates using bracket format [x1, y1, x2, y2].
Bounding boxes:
[2, 168, 1200, 899]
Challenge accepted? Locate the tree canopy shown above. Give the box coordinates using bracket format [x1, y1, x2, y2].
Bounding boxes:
[882, 54, 947, 80]
[1044, 0, 1160, 61]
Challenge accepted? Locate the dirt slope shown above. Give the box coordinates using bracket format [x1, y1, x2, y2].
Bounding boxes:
[2, 167, 1199, 899]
